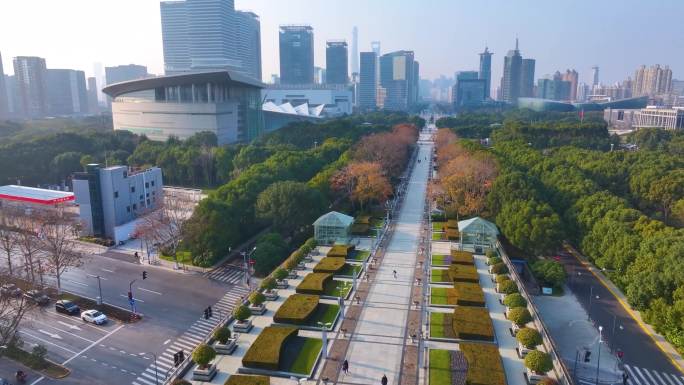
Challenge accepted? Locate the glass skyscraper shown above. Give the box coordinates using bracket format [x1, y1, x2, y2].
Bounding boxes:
[379, 50, 418, 111]
[279, 25, 314, 85]
[326, 40, 348, 85]
[479, 46, 492, 99]
[359, 51, 377, 111]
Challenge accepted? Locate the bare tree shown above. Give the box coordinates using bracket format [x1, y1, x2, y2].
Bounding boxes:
[38, 209, 85, 294]
[0, 207, 20, 276]
[14, 215, 43, 286]
[0, 292, 28, 348]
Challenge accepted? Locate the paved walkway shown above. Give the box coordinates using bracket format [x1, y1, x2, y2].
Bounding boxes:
[341, 135, 431, 385]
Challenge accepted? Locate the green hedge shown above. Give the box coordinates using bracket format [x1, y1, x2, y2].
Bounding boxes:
[453, 282, 486, 307]
[327, 244, 354, 258]
[350, 223, 370, 235]
[428, 349, 452, 385]
[224, 375, 269, 385]
[450, 250, 474, 265]
[447, 264, 479, 283]
[447, 219, 459, 229]
[460, 343, 506, 385]
[273, 294, 320, 324]
[452, 306, 494, 341]
[296, 273, 333, 295]
[242, 326, 298, 371]
[446, 228, 460, 240]
[313, 257, 346, 273]
[354, 215, 371, 224]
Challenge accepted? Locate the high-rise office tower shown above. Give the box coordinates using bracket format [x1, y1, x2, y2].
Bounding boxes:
[0, 52, 9, 119]
[87, 77, 99, 114]
[326, 40, 348, 85]
[160, 0, 261, 79]
[478, 46, 492, 99]
[236, 11, 262, 80]
[562, 69, 579, 101]
[520, 58, 535, 97]
[105, 64, 148, 85]
[47, 69, 88, 116]
[371, 41, 381, 56]
[413, 61, 420, 104]
[379, 50, 417, 111]
[351, 27, 359, 75]
[536, 71, 571, 101]
[591, 66, 599, 87]
[13, 56, 48, 118]
[93, 62, 106, 105]
[452, 71, 486, 109]
[501, 39, 522, 103]
[279, 25, 314, 85]
[359, 51, 378, 111]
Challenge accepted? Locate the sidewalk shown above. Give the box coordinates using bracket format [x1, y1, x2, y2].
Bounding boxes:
[340, 137, 431, 385]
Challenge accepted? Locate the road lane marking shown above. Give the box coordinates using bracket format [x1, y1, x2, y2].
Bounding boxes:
[65, 279, 89, 287]
[18, 331, 76, 354]
[87, 273, 108, 280]
[61, 323, 125, 366]
[29, 377, 44, 385]
[38, 329, 62, 339]
[120, 294, 145, 303]
[137, 287, 162, 295]
[30, 320, 94, 343]
[100, 268, 114, 273]
[163, 339, 171, 345]
[48, 311, 108, 333]
[57, 321, 82, 331]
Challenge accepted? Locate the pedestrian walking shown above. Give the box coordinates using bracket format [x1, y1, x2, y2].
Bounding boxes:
[393, 270, 397, 278]
[342, 359, 349, 375]
[381, 374, 388, 385]
[622, 372, 629, 385]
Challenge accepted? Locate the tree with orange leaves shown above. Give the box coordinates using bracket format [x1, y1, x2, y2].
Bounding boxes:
[332, 162, 392, 210]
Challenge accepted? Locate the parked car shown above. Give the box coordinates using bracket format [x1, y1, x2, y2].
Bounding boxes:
[0, 283, 22, 297]
[81, 309, 108, 325]
[0, 377, 10, 385]
[55, 300, 80, 315]
[24, 290, 50, 305]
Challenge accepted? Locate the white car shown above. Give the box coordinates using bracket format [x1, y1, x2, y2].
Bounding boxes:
[81, 309, 108, 325]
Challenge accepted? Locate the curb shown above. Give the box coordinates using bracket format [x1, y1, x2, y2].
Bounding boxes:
[565, 244, 684, 374]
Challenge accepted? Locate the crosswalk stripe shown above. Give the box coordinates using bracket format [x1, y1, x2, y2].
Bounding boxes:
[642, 368, 660, 385]
[170, 342, 194, 351]
[152, 360, 171, 370]
[653, 371, 671, 385]
[670, 374, 684, 385]
[157, 355, 174, 365]
[140, 371, 160, 382]
[134, 378, 155, 385]
[625, 366, 643, 385]
[178, 336, 202, 345]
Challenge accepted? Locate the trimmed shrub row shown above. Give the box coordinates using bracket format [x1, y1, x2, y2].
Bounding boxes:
[242, 326, 298, 370]
[327, 244, 354, 258]
[224, 375, 270, 385]
[460, 343, 506, 385]
[296, 273, 333, 295]
[452, 306, 494, 341]
[273, 294, 319, 324]
[447, 264, 479, 283]
[449, 250, 474, 265]
[313, 257, 346, 273]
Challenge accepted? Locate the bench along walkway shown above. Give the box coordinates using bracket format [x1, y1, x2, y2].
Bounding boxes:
[336, 134, 432, 385]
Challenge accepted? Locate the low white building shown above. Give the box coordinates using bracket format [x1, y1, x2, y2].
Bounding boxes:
[262, 85, 353, 116]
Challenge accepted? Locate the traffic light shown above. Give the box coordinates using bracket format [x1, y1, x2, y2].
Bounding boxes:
[142, 271, 147, 280]
[128, 291, 133, 301]
[583, 350, 591, 362]
[173, 350, 185, 367]
[617, 350, 624, 359]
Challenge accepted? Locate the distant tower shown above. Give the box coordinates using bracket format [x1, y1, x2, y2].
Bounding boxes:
[478, 46, 493, 99]
[501, 38, 522, 103]
[371, 41, 381, 56]
[592, 66, 599, 87]
[351, 26, 359, 75]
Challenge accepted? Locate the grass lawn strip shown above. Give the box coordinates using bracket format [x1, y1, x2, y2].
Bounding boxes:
[224, 375, 270, 385]
[452, 306, 494, 341]
[296, 273, 333, 295]
[313, 257, 346, 273]
[324, 279, 352, 298]
[460, 343, 506, 385]
[242, 326, 299, 371]
[279, 336, 323, 375]
[430, 269, 449, 284]
[336, 263, 361, 277]
[431, 222, 446, 232]
[305, 303, 340, 326]
[431, 254, 451, 266]
[347, 250, 370, 262]
[429, 312, 446, 338]
[273, 294, 319, 324]
[4, 345, 69, 378]
[431, 232, 445, 241]
[428, 349, 451, 385]
[447, 264, 479, 283]
[430, 287, 450, 306]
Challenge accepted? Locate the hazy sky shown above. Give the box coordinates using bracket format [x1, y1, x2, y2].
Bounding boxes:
[1, 0, 682, 86]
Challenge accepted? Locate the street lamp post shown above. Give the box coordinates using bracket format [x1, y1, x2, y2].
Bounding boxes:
[317, 322, 332, 359]
[596, 326, 603, 385]
[92, 275, 103, 305]
[588, 286, 599, 321]
[241, 246, 257, 287]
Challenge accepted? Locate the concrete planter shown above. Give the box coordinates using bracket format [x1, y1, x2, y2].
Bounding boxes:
[192, 364, 217, 381]
[249, 303, 266, 315]
[233, 319, 253, 333]
[215, 339, 238, 355]
[511, 323, 521, 335]
[525, 368, 546, 384]
[303, 255, 313, 262]
[264, 290, 279, 301]
[287, 270, 298, 279]
[276, 279, 289, 289]
[296, 262, 307, 270]
[517, 342, 533, 358]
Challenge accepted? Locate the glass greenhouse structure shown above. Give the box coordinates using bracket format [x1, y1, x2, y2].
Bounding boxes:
[313, 211, 354, 245]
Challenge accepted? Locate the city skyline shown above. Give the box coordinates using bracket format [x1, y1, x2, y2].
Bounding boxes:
[1, 0, 682, 86]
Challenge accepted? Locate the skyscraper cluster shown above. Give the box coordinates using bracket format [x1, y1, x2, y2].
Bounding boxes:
[357, 48, 420, 111]
[500, 39, 535, 103]
[536, 69, 578, 101]
[632, 64, 673, 97]
[160, 0, 262, 80]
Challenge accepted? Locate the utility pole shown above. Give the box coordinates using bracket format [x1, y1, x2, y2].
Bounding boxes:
[596, 326, 603, 385]
[241, 246, 257, 287]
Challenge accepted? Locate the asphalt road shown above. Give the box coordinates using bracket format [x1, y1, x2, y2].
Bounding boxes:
[560, 249, 681, 375]
[10, 250, 243, 385]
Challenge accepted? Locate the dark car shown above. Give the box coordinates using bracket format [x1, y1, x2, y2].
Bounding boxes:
[0, 283, 22, 297]
[24, 290, 50, 305]
[55, 299, 80, 315]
